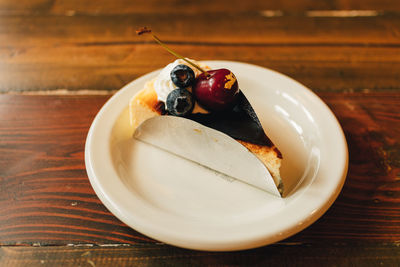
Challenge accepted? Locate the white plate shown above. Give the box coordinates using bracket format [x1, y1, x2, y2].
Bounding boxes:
[85, 61, 348, 251]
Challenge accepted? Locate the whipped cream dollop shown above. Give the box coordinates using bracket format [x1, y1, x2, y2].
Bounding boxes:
[153, 58, 209, 103]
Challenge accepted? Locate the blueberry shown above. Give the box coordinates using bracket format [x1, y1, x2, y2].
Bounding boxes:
[166, 88, 194, 117]
[170, 64, 195, 88]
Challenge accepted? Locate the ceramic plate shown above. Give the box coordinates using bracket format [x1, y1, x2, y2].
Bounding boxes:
[85, 61, 348, 251]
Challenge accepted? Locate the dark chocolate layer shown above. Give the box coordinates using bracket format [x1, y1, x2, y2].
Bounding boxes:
[186, 92, 273, 147]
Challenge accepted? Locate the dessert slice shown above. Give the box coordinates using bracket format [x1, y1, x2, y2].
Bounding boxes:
[129, 61, 283, 195]
[131, 28, 283, 195]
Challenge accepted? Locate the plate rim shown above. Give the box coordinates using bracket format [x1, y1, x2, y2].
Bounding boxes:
[85, 60, 349, 251]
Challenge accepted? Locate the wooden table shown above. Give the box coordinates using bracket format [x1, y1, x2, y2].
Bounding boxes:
[1, 0, 399, 266]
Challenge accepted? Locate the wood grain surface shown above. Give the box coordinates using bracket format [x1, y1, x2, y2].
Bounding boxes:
[1, 44, 400, 92]
[1, 0, 400, 15]
[1, 244, 399, 267]
[0, 5, 399, 92]
[0, 93, 399, 246]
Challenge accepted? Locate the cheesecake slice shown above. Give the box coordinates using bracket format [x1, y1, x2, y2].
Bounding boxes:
[130, 79, 283, 194]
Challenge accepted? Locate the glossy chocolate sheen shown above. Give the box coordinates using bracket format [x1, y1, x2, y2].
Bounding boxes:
[186, 92, 273, 147]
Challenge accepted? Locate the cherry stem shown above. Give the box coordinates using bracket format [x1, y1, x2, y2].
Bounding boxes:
[150, 34, 210, 76]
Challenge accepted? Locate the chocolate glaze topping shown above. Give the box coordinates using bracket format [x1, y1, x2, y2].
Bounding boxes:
[186, 92, 274, 147]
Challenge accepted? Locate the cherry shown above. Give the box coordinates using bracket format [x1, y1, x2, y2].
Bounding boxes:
[193, 69, 240, 111]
